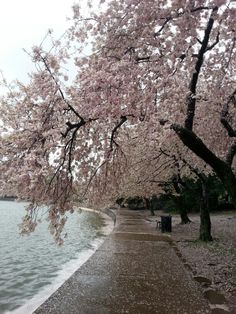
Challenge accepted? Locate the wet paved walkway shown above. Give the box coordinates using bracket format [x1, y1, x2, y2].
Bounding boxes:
[34, 209, 210, 314]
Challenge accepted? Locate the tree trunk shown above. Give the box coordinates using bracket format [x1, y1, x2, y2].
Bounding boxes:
[180, 207, 191, 224]
[218, 166, 236, 208]
[145, 198, 155, 216]
[172, 175, 191, 224]
[199, 180, 212, 242]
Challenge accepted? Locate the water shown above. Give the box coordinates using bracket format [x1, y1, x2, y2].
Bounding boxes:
[0, 201, 112, 314]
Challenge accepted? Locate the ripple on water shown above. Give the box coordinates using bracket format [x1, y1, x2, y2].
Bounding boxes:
[0, 201, 111, 314]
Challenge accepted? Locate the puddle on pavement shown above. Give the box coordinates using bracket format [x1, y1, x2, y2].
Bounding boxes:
[194, 276, 212, 287]
[112, 233, 172, 242]
[204, 289, 227, 305]
[184, 263, 193, 272]
[210, 304, 229, 313]
[120, 221, 146, 225]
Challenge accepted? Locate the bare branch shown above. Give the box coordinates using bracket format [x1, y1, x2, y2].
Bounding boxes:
[83, 160, 107, 197]
[206, 31, 220, 51]
[196, 37, 203, 45]
[135, 56, 151, 63]
[191, 6, 211, 13]
[154, 16, 171, 36]
[110, 116, 127, 150]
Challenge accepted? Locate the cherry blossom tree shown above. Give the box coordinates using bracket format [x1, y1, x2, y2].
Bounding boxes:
[0, 0, 236, 242]
[108, 130, 213, 240]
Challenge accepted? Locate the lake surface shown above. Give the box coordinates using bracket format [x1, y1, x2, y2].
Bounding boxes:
[0, 201, 112, 314]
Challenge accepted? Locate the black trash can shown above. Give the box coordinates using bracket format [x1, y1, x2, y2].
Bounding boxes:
[161, 215, 172, 233]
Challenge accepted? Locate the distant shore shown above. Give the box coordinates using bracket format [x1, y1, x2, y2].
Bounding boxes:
[0, 196, 17, 201]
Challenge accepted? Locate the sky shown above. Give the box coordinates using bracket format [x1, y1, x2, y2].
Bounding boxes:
[0, 0, 76, 83]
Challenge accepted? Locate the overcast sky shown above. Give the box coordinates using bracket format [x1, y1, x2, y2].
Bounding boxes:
[0, 0, 76, 83]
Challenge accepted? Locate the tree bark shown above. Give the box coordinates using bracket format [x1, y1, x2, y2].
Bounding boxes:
[199, 179, 212, 242]
[180, 208, 191, 224]
[145, 198, 155, 216]
[172, 175, 191, 224]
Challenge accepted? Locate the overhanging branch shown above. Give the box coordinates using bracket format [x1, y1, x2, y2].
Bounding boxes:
[171, 123, 224, 172]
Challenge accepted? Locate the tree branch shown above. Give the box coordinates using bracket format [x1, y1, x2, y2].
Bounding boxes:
[185, 6, 218, 130]
[154, 6, 211, 37]
[171, 126, 236, 207]
[220, 88, 236, 137]
[171, 123, 224, 172]
[41, 56, 85, 121]
[83, 160, 107, 197]
[61, 120, 86, 138]
[154, 17, 171, 36]
[206, 31, 220, 51]
[225, 36, 236, 69]
[226, 141, 236, 166]
[110, 116, 127, 150]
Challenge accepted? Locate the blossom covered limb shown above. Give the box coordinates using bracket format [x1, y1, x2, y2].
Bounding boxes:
[185, 6, 218, 130]
[220, 88, 236, 138]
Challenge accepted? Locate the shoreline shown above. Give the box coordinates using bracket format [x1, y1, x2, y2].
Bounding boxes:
[7, 208, 116, 314]
[78, 206, 116, 225]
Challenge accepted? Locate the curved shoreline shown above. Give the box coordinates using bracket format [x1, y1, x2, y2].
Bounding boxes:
[78, 206, 116, 225]
[8, 208, 116, 314]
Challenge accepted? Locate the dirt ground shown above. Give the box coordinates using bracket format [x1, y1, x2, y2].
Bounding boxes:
[151, 211, 236, 313]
